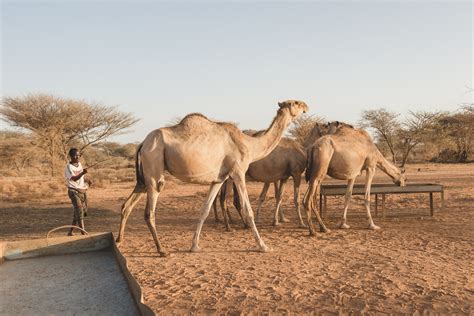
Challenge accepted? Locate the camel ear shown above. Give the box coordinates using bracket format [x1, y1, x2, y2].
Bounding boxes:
[278, 102, 284, 108]
[400, 167, 406, 174]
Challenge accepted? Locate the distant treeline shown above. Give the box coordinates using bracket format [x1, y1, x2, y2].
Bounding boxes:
[0, 93, 472, 178]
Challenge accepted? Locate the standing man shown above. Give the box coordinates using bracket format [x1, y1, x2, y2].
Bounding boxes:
[64, 148, 90, 236]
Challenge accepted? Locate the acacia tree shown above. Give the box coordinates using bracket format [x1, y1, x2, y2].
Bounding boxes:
[0, 93, 139, 176]
[359, 109, 400, 163]
[397, 110, 441, 166]
[437, 104, 474, 162]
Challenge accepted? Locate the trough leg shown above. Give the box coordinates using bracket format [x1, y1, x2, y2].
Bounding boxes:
[441, 191, 445, 210]
[319, 193, 323, 219]
[382, 194, 386, 219]
[430, 192, 434, 216]
[375, 194, 378, 217]
[323, 195, 327, 218]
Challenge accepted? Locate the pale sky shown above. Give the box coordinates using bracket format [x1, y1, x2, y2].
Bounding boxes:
[1, 1, 472, 144]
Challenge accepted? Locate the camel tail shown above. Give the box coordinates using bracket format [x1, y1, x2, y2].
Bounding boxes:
[305, 147, 315, 183]
[135, 143, 146, 191]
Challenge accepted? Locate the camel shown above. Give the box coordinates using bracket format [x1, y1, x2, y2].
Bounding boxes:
[214, 122, 328, 230]
[115, 100, 309, 256]
[248, 135, 308, 227]
[303, 124, 406, 236]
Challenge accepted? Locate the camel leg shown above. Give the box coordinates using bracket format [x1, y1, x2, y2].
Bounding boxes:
[191, 182, 225, 252]
[339, 178, 356, 229]
[273, 180, 289, 226]
[304, 143, 334, 235]
[278, 180, 290, 223]
[255, 182, 270, 223]
[212, 197, 220, 222]
[272, 181, 281, 226]
[218, 180, 232, 231]
[223, 179, 235, 223]
[364, 168, 380, 230]
[312, 181, 330, 233]
[303, 180, 319, 236]
[303, 179, 330, 235]
[144, 180, 168, 256]
[293, 174, 307, 228]
[116, 185, 146, 243]
[231, 181, 248, 228]
[232, 172, 269, 252]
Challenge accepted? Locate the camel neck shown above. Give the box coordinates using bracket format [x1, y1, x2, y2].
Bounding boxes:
[244, 108, 293, 163]
[376, 152, 401, 182]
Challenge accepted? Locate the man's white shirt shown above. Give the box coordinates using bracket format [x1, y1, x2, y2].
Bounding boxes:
[64, 162, 88, 190]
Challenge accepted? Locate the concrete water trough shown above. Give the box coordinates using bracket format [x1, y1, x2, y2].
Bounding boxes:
[0, 231, 154, 315]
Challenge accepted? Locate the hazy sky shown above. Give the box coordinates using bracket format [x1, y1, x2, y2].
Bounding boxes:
[1, 1, 472, 143]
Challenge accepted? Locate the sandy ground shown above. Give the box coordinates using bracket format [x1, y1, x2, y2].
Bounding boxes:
[1, 163, 473, 314]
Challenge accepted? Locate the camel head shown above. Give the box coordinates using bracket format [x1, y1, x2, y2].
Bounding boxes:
[278, 100, 309, 118]
[395, 167, 406, 186]
[326, 121, 354, 134]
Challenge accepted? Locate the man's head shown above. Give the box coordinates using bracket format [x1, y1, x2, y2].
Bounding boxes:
[69, 148, 80, 163]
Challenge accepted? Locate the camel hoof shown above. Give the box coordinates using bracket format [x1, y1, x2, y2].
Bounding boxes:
[190, 245, 201, 253]
[339, 223, 350, 229]
[225, 228, 235, 233]
[259, 244, 272, 253]
[159, 251, 169, 257]
[280, 217, 290, 223]
[299, 223, 308, 229]
[320, 227, 331, 233]
[369, 224, 381, 230]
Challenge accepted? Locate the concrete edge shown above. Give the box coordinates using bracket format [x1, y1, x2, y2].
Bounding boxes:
[111, 233, 155, 316]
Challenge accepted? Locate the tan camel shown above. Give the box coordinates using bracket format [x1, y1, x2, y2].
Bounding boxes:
[303, 124, 406, 235]
[115, 100, 309, 256]
[215, 122, 328, 230]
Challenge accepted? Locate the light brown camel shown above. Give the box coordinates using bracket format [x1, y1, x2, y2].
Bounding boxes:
[303, 124, 406, 235]
[245, 136, 307, 227]
[214, 122, 328, 230]
[115, 100, 309, 256]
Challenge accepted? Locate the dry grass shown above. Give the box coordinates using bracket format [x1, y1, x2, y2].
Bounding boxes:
[0, 177, 64, 203]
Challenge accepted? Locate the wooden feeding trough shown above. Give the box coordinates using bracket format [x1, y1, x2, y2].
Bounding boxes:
[319, 183, 445, 217]
[0, 229, 154, 315]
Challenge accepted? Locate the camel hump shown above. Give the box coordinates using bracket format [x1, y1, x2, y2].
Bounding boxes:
[173, 113, 217, 132]
[179, 113, 210, 124]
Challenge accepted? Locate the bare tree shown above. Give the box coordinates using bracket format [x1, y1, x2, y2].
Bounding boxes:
[287, 114, 325, 146]
[397, 111, 442, 167]
[0, 93, 139, 176]
[359, 109, 400, 164]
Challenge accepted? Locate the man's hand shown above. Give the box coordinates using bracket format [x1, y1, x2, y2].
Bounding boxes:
[82, 168, 88, 175]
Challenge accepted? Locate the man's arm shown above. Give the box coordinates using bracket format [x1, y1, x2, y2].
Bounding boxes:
[70, 169, 88, 182]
